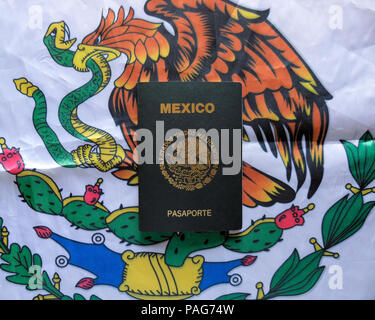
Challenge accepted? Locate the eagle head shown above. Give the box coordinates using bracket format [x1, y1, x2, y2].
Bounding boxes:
[80, 7, 163, 85]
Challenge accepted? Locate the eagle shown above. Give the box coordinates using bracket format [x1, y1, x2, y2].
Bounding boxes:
[79, 0, 331, 208]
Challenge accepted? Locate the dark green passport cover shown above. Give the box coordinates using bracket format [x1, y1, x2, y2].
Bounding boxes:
[137, 82, 242, 232]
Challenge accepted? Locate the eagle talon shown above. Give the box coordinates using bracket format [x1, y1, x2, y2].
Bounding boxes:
[71, 144, 125, 172]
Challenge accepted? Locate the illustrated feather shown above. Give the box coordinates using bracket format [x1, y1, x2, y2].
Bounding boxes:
[82, 0, 332, 204]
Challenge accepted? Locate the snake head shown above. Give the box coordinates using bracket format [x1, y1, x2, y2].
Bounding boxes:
[44, 21, 77, 51]
[43, 21, 120, 73]
[0, 138, 24, 175]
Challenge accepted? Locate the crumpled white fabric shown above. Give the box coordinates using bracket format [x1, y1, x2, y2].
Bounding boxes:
[0, 0, 374, 300]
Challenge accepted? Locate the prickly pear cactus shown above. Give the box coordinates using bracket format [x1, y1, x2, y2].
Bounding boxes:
[62, 197, 109, 230]
[106, 207, 173, 245]
[165, 231, 228, 267]
[12, 156, 316, 269]
[224, 218, 283, 253]
[16, 170, 63, 215]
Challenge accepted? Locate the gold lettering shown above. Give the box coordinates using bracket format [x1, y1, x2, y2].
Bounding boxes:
[206, 103, 215, 113]
[167, 209, 213, 217]
[160, 103, 215, 114]
[195, 103, 204, 113]
[181, 103, 191, 113]
[160, 103, 171, 113]
[172, 103, 181, 113]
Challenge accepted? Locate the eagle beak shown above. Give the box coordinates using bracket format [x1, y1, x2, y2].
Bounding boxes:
[73, 44, 121, 72]
[45, 21, 77, 50]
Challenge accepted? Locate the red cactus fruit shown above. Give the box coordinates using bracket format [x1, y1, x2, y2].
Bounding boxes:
[33, 226, 52, 239]
[242, 255, 257, 266]
[76, 277, 95, 290]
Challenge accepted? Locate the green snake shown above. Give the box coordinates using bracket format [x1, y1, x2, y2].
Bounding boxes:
[13, 22, 125, 171]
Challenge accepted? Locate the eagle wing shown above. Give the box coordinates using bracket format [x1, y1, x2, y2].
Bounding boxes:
[86, 1, 331, 207]
[144, 0, 332, 199]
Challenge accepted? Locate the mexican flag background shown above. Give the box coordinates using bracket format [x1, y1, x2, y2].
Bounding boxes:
[0, 0, 374, 300]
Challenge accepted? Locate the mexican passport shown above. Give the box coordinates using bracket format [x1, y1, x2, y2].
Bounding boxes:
[137, 82, 243, 232]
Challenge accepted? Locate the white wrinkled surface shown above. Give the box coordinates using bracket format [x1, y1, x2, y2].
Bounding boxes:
[0, 0, 374, 300]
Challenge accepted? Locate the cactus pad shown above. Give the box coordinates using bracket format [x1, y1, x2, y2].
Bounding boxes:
[106, 207, 173, 245]
[224, 219, 283, 253]
[165, 231, 228, 267]
[62, 197, 109, 230]
[16, 170, 63, 215]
